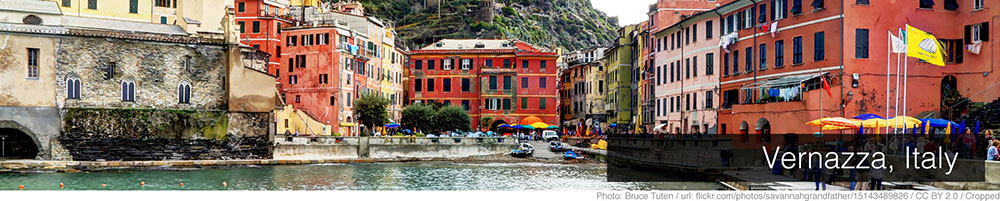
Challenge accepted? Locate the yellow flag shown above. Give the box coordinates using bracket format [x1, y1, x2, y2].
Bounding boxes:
[906, 25, 946, 66]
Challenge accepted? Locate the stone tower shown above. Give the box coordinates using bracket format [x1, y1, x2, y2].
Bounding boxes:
[425, 0, 440, 9]
[476, 0, 494, 22]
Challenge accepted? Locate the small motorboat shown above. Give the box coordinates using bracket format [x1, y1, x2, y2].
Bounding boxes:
[510, 142, 535, 158]
[563, 151, 578, 160]
[549, 141, 563, 152]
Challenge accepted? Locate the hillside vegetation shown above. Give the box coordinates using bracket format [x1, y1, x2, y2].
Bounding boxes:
[326, 0, 619, 51]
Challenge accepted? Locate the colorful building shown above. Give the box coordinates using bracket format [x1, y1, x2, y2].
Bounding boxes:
[408, 39, 560, 131]
[603, 25, 637, 128]
[235, 0, 293, 75]
[278, 22, 358, 136]
[650, 7, 722, 134]
[702, 0, 1000, 139]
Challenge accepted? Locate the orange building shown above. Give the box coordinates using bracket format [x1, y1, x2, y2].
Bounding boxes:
[408, 39, 560, 130]
[278, 23, 362, 136]
[235, 0, 294, 76]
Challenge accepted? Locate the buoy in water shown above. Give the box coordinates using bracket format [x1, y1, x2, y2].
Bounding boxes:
[18, 185, 24, 189]
[59, 183, 64, 188]
[222, 182, 227, 187]
[179, 182, 184, 186]
[100, 184, 106, 188]
[140, 181, 145, 186]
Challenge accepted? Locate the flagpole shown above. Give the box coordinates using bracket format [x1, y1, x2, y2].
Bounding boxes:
[900, 27, 906, 134]
[886, 31, 892, 135]
[902, 29, 909, 127]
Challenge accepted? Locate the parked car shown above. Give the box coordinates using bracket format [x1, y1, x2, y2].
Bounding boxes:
[542, 130, 559, 142]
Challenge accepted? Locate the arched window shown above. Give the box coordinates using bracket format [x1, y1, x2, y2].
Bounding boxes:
[66, 77, 81, 99]
[23, 15, 42, 25]
[121, 80, 135, 102]
[178, 81, 191, 104]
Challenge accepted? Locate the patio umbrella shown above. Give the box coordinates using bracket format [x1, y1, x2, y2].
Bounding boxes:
[498, 124, 512, 129]
[519, 116, 543, 125]
[385, 123, 400, 128]
[975, 121, 981, 135]
[884, 116, 922, 128]
[920, 118, 958, 128]
[521, 125, 535, 130]
[609, 123, 617, 128]
[546, 125, 559, 129]
[402, 129, 412, 133]
[854, 114, 885, 120]
[512, 125, 523, 129]
[807, 117, 861, 129]
[530, 122, 549, 129]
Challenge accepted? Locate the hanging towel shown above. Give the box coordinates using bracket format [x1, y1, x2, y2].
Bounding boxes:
[770, 21, 778, 37]
[967, 41, 982, 55]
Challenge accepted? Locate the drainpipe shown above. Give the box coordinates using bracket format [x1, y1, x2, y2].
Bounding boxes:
[839, 0, 845, 135]
[680, 25, 686, 134]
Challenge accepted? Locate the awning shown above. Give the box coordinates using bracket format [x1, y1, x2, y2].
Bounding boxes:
[653, 123, 667, 131]
[744, 72, 827, 89]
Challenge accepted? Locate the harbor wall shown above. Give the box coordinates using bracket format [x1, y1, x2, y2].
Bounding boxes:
[273, 136, 517, 159]
[59, 108, 271, 161]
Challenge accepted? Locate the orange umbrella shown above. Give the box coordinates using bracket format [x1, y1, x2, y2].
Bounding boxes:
[519, 116, 543, 125]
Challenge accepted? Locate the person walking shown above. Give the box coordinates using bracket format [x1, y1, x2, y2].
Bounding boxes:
[870, 165, 884, 190]
[988, 140, 998, 161]
[812, 154, 825, 190]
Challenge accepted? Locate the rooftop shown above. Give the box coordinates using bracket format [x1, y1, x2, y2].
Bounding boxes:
[0, 0, 61, 15]
[420, 39, 519, 50]
[62, 16, 189, 36]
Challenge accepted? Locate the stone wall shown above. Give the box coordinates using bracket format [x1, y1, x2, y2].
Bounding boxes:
[54, 36, 227, 110]
[273, 137, 517, 159]
[59, 108, 270, 161]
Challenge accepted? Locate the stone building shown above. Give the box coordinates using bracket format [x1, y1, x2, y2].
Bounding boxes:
[0, 1, 279, 160]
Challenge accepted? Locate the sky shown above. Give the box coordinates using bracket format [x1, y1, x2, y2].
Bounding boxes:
[591, 0, 657, 26]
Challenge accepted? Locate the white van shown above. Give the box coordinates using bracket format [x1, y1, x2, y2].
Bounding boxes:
[542, 130, 559, 142]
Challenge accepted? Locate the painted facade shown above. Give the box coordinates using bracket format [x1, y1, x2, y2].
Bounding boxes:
[235, 0, 293, 75]
[604, 25, 637, 127]
[408, 39, 560, 131]
[651, 7, 721, 134]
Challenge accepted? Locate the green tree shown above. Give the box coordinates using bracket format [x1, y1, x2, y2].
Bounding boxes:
[434, 105, 471, 132]
[353, 94, 389, 136]
[401, 103, 436, 133]
[479, 116, 494, 131]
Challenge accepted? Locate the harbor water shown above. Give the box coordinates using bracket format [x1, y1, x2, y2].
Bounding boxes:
[0, 162, 717, 190]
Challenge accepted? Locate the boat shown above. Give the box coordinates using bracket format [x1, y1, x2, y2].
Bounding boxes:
[549, 141, 564, 152]
[510, 142, 534, 157]
[563, 151, 578, 160]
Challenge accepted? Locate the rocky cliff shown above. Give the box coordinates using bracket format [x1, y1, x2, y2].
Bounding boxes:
[335, 0, 619, 51]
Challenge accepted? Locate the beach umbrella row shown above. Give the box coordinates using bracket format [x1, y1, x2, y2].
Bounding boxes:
[497, 123, 557, 130]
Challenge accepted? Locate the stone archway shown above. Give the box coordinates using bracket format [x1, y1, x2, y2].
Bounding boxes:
[0, 120, 42, 160]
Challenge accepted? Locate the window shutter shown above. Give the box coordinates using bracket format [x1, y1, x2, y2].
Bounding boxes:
[771, 0, 777, 21]
[965, 25, 972, 44]
[982, 22, 990, 41]
[783, 0, 789, 18]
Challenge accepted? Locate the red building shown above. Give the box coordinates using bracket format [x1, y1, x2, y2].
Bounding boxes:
[708, 0, 998, 140]
[279, 23, 362, 136]
[408, 39, 560, 130]
[235, 0, 293, 76]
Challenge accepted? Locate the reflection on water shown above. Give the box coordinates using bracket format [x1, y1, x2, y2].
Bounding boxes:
[0, 162, 716, 190]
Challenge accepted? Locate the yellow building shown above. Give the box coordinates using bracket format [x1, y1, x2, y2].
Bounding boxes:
[288, 0, 320, 6]
[51, 0, 153, 22]
[49, 0, 232, 37]
[275, 105, 334, 136]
